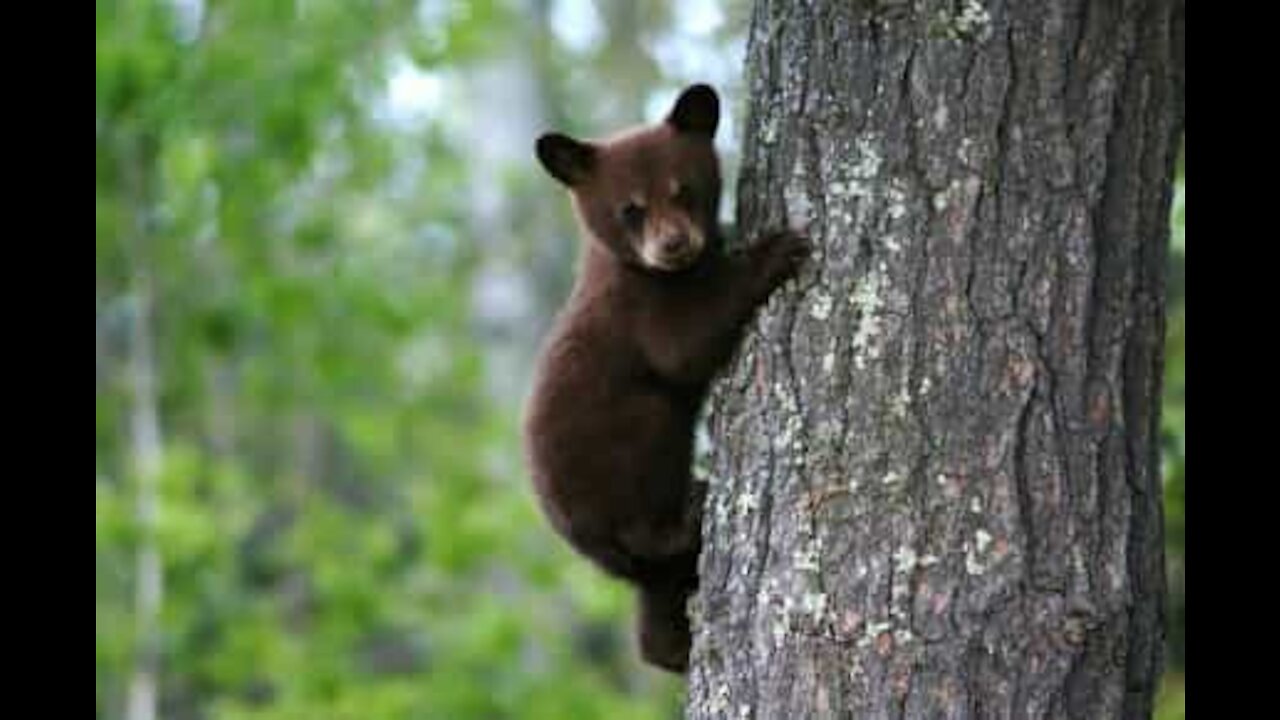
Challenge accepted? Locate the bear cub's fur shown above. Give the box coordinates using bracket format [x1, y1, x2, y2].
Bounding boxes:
[522, 84, 810, 674]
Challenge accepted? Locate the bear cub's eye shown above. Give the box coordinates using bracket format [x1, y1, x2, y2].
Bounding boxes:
[620, 201, 646, 231]
[672, 182, 695, 209]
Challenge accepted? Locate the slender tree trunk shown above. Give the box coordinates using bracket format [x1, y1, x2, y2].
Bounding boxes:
[688, 1, 1183, 719]
[125, 275, 164, 720]
[122, 132, 164, 720]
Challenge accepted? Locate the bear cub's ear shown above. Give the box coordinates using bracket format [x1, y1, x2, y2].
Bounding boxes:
[665, 83, 719, 139]
[536, 132, 597, 187]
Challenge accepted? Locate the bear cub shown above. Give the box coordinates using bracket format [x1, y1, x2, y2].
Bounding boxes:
[522, 83, 810, 674]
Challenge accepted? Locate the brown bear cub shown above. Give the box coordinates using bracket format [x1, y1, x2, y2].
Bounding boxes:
[522, 83, 810, 674]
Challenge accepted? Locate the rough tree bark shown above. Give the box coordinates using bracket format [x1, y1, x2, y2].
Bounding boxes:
[688, 1, 1183, 719]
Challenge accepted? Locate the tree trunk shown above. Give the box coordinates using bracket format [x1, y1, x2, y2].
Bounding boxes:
[125, 274, 164, 720]
[122, 133, 164, 720]
[688, 2, 1183, 719]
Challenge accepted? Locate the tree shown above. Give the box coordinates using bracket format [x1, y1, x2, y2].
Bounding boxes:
[687, 1, 1184, 718]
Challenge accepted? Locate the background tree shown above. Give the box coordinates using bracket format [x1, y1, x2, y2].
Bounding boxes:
[687, 1, 1184, 718]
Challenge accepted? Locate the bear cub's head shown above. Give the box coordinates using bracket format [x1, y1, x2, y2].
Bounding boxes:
[535, 84, 723, 274]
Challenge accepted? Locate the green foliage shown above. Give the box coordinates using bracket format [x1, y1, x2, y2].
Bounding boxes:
[96, 2, 680, 718]
[1155, 672, 1185, 720]
[1154, 145, 1186, 720]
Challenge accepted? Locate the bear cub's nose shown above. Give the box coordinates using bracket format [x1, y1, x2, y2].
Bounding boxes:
[661, 235, 689, 257]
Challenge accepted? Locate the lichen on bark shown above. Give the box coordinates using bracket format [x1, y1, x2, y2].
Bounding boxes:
[688, 1, 1183, 718]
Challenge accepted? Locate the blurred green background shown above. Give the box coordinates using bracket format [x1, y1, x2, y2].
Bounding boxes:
[95, 1, 1185, 718]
